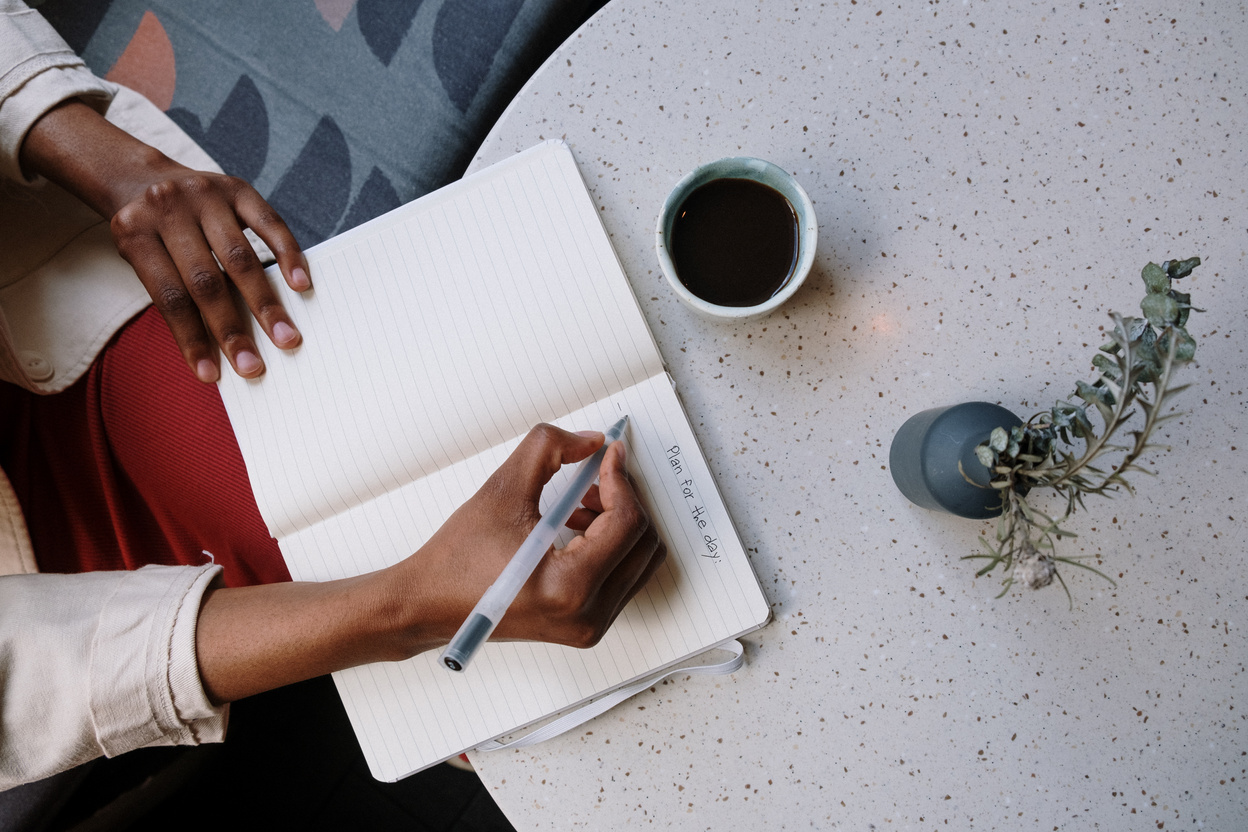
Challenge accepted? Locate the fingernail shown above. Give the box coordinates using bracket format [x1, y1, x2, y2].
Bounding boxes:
[235, 350, 262, 375]
[291, 266, 311, 291]
[196, 359, 219, 383]
[273, 321, 300, 347]
[575, 430, 604, 440]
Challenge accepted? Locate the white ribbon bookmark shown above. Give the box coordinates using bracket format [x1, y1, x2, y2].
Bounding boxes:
[477, 639, 745, 753]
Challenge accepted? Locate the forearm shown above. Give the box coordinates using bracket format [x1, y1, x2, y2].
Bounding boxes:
[193, 562, 441, 705]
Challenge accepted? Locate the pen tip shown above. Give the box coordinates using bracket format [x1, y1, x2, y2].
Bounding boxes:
[606, 414, 629, 440]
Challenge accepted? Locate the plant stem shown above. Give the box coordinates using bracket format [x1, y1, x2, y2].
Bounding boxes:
[1045, 314, 1138, 490]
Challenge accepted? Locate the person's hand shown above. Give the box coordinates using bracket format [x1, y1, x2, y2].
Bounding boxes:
[19, 99, 310, 382]
[108, 163, 309, 382]
[397, 423, 667, 651]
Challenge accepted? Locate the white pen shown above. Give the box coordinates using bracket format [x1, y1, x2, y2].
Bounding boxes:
[440, 415, 630, 672]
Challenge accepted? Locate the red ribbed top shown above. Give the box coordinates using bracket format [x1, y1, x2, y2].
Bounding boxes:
[0, 307, 289, 587]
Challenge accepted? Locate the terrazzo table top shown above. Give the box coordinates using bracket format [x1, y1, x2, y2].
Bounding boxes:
[464, 1, 1247, 828]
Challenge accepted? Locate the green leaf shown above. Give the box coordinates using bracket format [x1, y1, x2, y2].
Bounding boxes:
[1092, 353, 1123, 382]
[1076, 379, 1116, 414]
[989, 426, 1009, 453]
[1133, 335, 1161, 383]
[1141, 262, 1169, 294]
[1170, 288, 1191, 323]
[975, 445, 996, 468]
[1141, 292, 1179, 329]
[1160, 328, 1197, 362]
[1178, 331, 1197, 362]
[1071, 407, 1095, 439]
[1165, 256, 1200, 280]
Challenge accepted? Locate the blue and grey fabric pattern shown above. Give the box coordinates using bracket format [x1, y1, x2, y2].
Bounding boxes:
[36, 0, 585, 246]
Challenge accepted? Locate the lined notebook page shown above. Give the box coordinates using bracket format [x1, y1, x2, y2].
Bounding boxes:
[221, 142, 663, 539]
[217, 142, 770, 782]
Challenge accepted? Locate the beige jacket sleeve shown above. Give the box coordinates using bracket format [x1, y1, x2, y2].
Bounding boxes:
[0, 564, 228, 790]
[0, 0, 113, 182]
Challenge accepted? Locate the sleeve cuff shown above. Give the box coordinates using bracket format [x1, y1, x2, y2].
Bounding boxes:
[0, 564, 228, 787]
[0, 2, 115, 181]
[167, 564, 229, 736]
[0, 56, 114, 183]
[90, 564, 228, 756]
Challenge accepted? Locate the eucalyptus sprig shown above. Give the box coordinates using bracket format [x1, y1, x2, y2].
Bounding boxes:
[964, 257, 1202, 602]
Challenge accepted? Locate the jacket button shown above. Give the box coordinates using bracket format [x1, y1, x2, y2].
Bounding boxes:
[19, 351, 54, 383]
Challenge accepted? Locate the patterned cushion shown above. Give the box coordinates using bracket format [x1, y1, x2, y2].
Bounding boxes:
[34, 0, 586, 246]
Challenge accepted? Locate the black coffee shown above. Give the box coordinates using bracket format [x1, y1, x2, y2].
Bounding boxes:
[670, 178, 799, 307]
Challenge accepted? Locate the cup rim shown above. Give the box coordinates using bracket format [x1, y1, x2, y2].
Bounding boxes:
[655, 157, 817, 320]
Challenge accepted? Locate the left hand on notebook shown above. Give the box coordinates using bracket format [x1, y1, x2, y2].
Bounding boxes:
[18, 99, 311, 383]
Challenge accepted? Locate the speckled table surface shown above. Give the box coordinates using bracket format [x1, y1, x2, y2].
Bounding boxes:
[464, 1, 1247, 829]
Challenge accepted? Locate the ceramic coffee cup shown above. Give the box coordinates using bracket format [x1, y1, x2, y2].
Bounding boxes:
[655, 157, 817, 321]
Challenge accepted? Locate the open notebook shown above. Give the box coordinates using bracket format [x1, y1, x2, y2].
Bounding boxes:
[217, 141, 771, 782]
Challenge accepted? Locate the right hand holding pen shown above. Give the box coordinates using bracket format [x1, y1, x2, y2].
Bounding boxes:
[395, 423, 667, 654]
[195, 424, 666, 703]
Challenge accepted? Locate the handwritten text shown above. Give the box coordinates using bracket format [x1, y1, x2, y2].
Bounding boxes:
[667, 445, 721, 561]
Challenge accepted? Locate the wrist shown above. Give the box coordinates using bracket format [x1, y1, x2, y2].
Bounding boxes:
[369, 559, 453, 662]
[19, 98, 185, 219]
[93, 142, 185, 218]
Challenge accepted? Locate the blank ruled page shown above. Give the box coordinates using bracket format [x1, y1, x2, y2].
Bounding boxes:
[217, 142, 770, 782]
[220, 142, 664, 539]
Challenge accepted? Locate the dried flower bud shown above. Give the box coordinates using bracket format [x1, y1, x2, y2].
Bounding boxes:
[1013, 546, 1056, 590]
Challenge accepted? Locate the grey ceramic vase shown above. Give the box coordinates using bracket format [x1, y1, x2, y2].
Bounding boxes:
[889, 402, 1023, 519]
